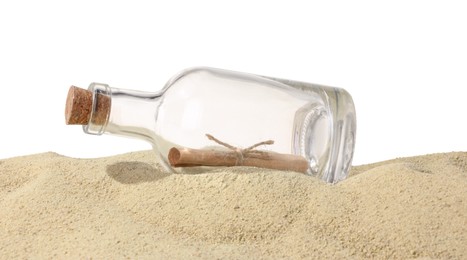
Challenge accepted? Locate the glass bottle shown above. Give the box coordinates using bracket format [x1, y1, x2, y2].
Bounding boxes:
[65, 67, 356, 183]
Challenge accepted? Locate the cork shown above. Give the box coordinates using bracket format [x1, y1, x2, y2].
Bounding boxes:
[65, 86, 110, 125]
[65, 86, 92, 125]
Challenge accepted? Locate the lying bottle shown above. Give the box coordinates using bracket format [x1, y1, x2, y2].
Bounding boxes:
[65, 67, 356, 183]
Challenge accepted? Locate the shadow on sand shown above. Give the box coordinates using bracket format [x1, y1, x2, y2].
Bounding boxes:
[106, 161, 169, 184]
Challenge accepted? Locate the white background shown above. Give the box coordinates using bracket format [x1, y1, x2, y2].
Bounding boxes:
[0, 0, 466, 165]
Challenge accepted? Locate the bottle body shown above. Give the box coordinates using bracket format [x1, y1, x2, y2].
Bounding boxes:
[83, 67, 356, 183]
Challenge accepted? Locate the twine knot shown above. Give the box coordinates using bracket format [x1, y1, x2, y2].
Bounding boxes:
[206, 134, 274, 166]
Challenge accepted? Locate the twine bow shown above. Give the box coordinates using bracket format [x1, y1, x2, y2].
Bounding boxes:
[205, 134, 274, 166]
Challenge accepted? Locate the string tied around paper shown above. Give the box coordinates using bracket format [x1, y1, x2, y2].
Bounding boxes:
[205, 134, 274, 166]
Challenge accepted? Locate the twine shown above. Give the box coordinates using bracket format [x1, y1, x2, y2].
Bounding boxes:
[205, 134, 274, 165]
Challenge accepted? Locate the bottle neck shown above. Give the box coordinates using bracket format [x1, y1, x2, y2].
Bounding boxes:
[84, 83, 161, 144]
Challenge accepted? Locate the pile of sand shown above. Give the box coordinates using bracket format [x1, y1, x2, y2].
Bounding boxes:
[0, 151, 465, 258]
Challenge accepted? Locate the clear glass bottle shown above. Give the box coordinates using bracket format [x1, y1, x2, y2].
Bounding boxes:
[65, 67, 356, 183]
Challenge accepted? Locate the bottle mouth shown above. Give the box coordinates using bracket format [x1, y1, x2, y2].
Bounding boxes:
[83, 83, 112, 135]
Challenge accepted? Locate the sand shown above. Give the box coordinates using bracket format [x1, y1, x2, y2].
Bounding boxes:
[0, 151, 465, 259]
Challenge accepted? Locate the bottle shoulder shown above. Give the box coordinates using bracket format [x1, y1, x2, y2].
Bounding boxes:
[161, 66, 217, 92]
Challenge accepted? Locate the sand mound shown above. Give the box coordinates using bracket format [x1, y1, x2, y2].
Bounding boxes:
[0, 151, 465, 259]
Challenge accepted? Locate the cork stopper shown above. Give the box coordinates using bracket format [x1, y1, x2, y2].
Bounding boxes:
[65, 86, 92, 125]
[65, 85, 110, 125]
